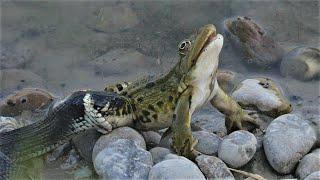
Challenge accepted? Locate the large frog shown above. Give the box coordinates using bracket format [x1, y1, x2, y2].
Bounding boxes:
[0, 24, 258, 178]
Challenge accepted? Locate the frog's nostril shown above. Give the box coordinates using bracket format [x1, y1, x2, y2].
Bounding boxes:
[7, 100, 16, 106]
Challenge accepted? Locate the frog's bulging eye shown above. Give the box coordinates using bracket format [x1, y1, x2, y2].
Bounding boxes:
[178, 40, 191, 55]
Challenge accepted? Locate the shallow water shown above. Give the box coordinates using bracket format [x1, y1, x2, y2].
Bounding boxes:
[1, 1, 319, 179]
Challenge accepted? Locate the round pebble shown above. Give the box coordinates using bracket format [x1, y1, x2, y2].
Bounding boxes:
[92, 127, 146, 160]
[94, 139, 152, 179]
[218, 130, 257, 168]
[263, 114, 317, 174]
[148, 157, 205, 179]
[196, 155, 235, 180]
[149, 147, 171, 164]
[192, 131, 222, 156]
[142, 131, 161, 149]
[296, 149, 320, 179]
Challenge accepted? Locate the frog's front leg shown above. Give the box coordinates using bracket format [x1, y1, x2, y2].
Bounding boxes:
[210, 83, 259, 131]
[172, 88, 200, 160]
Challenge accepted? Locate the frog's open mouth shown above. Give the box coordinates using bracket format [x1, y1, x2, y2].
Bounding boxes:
[202, 32, 217, 51]
[187, 24, 217, 67]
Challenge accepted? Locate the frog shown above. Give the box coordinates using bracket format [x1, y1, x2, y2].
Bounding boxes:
[0, 24, 259, 179]
[224, 16, 285, 68]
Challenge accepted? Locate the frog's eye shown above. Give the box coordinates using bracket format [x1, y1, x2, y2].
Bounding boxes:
[178, 40, 191, 55]
[20, 97, 28, 104]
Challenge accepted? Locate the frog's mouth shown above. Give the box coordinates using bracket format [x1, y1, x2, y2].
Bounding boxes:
[188, 24, 217, 67]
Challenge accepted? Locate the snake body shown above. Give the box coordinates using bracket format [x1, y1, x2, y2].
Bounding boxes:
[0, 90, 131, 179]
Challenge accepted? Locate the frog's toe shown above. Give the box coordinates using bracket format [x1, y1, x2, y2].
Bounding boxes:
[243, 110, 260, 126]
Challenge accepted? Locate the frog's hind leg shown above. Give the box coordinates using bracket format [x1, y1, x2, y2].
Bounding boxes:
[210, 83, 259, 131]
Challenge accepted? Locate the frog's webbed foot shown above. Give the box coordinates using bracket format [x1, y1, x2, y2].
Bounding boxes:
[172, 134, 201, 160]
[226, 109, 260, 131]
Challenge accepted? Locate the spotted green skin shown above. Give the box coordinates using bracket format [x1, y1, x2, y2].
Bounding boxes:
[106, 24, 258, 159]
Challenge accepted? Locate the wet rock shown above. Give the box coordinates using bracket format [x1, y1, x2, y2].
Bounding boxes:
[148, 157, 205, 179]
[93, 139, 152, 179]
[296, 106, 320, 146]
[60, 149, 80, 170]
[263, 114, 317, 174]
[192, 131, 222, 156]
[0, 88, 54, 117]
[90, 3, 139, 33]
[0, 116, 19, 133]
[304, 171, 320, 180]
[192, 107, 227, 137]
[72, 129, 101, 162]
[162, 153, 187, 161]
[149, 147, 171, 164]
[196, 155, 235, 180]
[92, 127, 146, 161]
[0, 69, 45, 95]
[237, 150, 293, 179]
[89, 48, 158, 77]
[142, 131, 161, 149]
[232, 78, 292, 117]
[218, 130, 257, 168]
[224, 16, 284, 68]
[296, 149, 320, 179]
[280, 46, 320, 81]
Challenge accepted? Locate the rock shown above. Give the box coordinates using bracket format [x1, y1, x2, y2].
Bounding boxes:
[93, 139, 152, 179]
[218, 130, 257, 168]
[0, 88, 54, 117]
[90, 3, 139, 33]
[142, 131, 161, 149]
[0, 69, 45, 95]
[296, 149, 320, 179]
[0, 116, 19, 133]
[72, 129, 102, 162]
[223, 16, 284, 68]
[263, 114, 317, 174]
[149, 147, 171, 164]
[191, 107, 227, 137]
[296, 106, 320, 146]
[89, 48, 159, 77]
[237, 150, 292, 179]
[162, 153, 186, 161]
[196, 155, 235, 180]
[148, 157, 205, 180]
[232, 78, 292, 117]
[304, 171, 320, 180]
[92, 127, 146, 160]
[60, 149, 80, 170]
[280, 46, 320, 81]
[192, 131, 222, 156]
